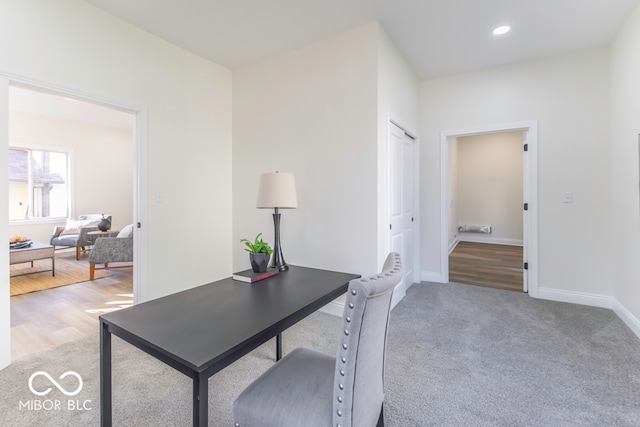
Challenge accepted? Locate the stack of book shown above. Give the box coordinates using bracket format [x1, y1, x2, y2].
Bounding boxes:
[232, 268, 279, 283]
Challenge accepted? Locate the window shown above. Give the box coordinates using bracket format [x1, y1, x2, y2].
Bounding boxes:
[9, 146, 70, 221]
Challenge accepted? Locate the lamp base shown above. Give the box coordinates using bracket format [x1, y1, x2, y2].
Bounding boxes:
[269, 210, 289, 271]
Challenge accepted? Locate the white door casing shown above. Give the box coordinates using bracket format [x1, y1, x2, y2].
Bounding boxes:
[0, 72, 148, 370]
[522, 130, 531, 293]
[0, 75, 10, 370]
[440, 121, 538, 296]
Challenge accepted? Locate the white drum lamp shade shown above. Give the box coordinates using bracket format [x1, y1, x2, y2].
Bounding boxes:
[256, 172, 298, 209]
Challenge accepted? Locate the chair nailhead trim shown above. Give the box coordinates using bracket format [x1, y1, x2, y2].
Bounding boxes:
[346, 316, 351, 323]
[338, 396, 342, 402]
[343, 343, 347, 349]
[339, 383, 344, 390]
[337, 410, 342, 417]
[349, 303, 354, 309]
[351, 289, 357, 295]
[342, 357, 346, 363]
[340, 369, 345, 376]
[344, 330, 349, 336]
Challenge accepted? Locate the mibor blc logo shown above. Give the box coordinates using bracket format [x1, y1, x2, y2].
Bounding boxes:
[19, 371, 92, 411]
[29, 371, 83, 396]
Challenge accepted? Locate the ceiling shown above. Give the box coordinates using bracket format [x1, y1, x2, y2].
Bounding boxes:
[10, 86, 134, 131]
[11, 0, 639, 128]
[84, 0, 640, 80]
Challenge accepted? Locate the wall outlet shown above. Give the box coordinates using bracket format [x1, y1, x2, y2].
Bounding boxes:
[563, 192, 573, 203]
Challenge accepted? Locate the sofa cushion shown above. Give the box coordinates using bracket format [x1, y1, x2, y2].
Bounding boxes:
[52, 234, 80, 245]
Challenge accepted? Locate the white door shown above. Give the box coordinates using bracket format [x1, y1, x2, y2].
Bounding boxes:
[389, 122, 415, 308]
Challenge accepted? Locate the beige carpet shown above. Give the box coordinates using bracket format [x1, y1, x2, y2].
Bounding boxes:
[10, 256, 111, 296]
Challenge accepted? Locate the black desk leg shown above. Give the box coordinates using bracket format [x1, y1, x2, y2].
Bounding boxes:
[193, 374, 208, 426]
[100, 320, 112, 427]
[276, 333, 282, 361]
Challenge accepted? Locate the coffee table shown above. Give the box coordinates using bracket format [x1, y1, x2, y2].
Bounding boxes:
[100, 265, 359, 426]
[9, 241, 55, 277]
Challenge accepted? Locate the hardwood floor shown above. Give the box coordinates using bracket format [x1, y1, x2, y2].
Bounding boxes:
[10, 252, 133, 360]
[449, 241, 523, 292]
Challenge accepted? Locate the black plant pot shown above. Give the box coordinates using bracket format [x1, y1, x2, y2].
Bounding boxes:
[250, 253, 270, 273]
[98, 218, 111, 232]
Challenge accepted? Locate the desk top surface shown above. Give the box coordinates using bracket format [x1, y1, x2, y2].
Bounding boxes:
[100, 266, 359, 373]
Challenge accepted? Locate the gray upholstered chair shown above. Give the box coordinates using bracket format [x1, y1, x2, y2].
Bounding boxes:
[233, 252, 402, 427]
[88, 224, 134, 280]
[50, 214, 111, 260]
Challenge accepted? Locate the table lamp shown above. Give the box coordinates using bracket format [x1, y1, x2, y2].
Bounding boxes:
[256, 172, 297, 271]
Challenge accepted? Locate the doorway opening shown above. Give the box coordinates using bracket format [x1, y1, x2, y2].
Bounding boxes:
[4, 79, 146, 361]
[449, 131, 524, 292]
[440, 122, 538, 296]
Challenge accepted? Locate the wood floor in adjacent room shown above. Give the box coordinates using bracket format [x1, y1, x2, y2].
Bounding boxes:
[10, 252, 133, 361]
[449, 241, 524, 292]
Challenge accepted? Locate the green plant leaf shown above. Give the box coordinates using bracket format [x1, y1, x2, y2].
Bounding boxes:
[240, 232, 273, 254]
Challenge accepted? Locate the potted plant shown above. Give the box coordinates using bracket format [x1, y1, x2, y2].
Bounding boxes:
[240, 233, 273, 273]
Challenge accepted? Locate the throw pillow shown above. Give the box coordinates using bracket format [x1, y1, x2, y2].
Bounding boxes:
[59, 218, 99, 236]
[117, 224, 134, 238]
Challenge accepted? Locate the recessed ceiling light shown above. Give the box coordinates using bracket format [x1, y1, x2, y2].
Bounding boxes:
[493, 25, 511, 36]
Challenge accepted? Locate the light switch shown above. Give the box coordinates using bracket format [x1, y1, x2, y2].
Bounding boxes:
[563, 192, 573, 203]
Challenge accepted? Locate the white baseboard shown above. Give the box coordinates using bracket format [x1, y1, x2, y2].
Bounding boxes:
[448, 239, 459, 254]
[458, 235, 523, 246]
[319, 300, 344, 317]
[535, 287, 613, 309]
[535, 288, 640, 340]
[612, 299, 640, 339]
[421, 271, 446, 283]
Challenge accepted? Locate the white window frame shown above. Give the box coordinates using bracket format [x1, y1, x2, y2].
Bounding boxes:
[9, 142, 74, 224]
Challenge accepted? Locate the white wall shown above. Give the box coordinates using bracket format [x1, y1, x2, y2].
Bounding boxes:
[456, 132, 523, 244]
[8, 110, 134, 242]
[610, 3, 640, 335]
[232, 22, 419, 280]
[0, 0, 232, 370]
[233, 23, 379, 275]
[420, 49, 612, 300]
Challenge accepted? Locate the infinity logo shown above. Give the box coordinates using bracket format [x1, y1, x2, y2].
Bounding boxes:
[28, 371, 83, 397]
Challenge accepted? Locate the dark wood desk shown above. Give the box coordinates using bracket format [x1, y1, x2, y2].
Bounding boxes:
[100, 266, 359, 426]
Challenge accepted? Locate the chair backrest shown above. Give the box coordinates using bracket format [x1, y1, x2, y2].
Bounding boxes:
[333, 253, 402, 427]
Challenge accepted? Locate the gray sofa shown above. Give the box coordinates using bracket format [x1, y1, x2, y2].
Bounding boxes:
[50, 214, 110, 260]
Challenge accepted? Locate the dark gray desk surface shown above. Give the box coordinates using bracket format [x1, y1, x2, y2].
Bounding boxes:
[100, 265, 359, 426]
